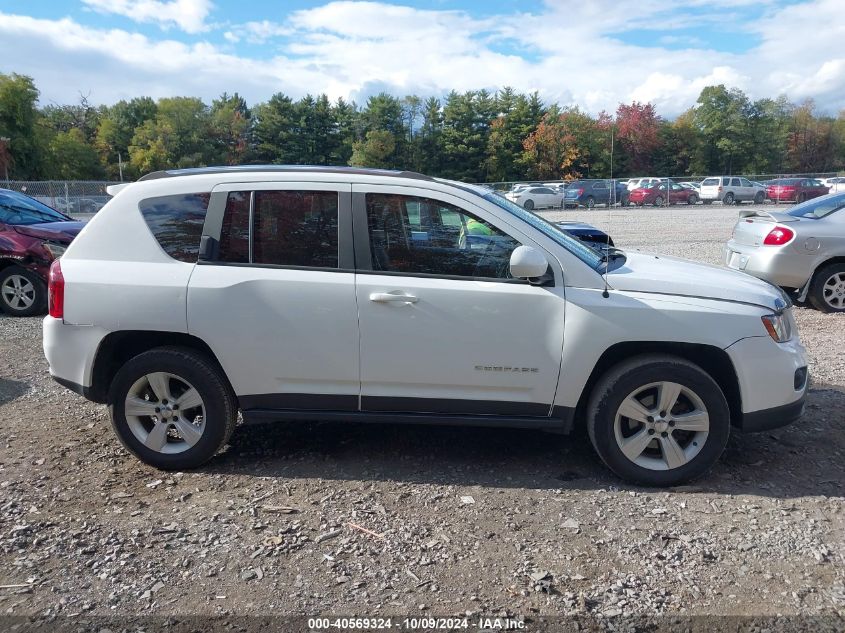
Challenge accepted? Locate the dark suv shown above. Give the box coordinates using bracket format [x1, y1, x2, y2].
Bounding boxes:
[0, 189, 84, 316]
[564, 180, 629, 208]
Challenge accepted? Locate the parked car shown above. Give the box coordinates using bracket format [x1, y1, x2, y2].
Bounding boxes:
[767, 178, 829, 203]
[629, 181, 699, 206]
[44, 166, 807, 486]
[821, 177, 845, 194]
[564, 180, 630, 208]
[626, 177, 663, 192]
[505, 186, 565, 209]
[699, 177, 766, 205]
[679, 182, 701, 193]
[0, 189, 85, 316]
[555, 221, 614, 248]
[724, 192, 845, 312]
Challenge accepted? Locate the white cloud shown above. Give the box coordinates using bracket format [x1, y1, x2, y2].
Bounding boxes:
[0, 0, 843, 117]
[81, 0, 213, 33]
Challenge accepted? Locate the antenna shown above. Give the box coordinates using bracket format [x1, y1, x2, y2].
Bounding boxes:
[602, 125, 613, 298]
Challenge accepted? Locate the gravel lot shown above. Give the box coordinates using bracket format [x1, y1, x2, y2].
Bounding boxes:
[0, 202, 843, 628]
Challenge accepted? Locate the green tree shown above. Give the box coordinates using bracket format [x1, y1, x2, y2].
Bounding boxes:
[210, 92, 252, 165]
[692, 85, 754, 174]
[47, 128, 104, 179]
[0, 73, 43, 178]
[129, 97, 213, 173]
[95, 97, 157, 179]
[349, 130, 396, 168]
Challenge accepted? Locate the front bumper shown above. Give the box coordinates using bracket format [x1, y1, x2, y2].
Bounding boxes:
[722, 240, 813, 289]
[725, 333, 808, 432]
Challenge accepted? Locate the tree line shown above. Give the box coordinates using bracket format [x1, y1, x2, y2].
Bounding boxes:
[1, 72, 844, 183]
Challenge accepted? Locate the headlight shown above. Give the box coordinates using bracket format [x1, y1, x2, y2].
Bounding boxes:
[43, 242, 67, 260]
[761, 312, 792, 343]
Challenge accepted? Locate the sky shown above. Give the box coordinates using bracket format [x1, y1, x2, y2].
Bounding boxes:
[0, 0, 843, 116]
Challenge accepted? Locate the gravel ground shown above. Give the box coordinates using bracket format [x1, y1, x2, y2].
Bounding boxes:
[0, 202, 843, 628]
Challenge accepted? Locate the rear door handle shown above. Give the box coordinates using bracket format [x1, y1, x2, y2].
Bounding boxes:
[369, 292, 419, 304]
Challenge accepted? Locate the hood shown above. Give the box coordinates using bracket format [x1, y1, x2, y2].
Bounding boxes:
[608, 251, 786, 311]
[13, 221, 85, 242]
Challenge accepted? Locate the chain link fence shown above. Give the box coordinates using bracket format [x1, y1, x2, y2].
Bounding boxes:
[2, 180, 119, 215]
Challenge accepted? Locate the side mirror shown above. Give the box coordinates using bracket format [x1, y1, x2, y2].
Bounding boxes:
[509, 245, 548, 280]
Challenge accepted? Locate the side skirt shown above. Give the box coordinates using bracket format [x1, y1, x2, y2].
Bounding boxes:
[241, 408, 575, 433]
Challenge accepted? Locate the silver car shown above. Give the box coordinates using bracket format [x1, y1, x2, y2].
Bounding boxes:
[723, 192, 845, 312]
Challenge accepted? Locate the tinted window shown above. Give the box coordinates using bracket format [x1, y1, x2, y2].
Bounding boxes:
[252, 191, 339, 268]
[218, 191, 250, 263]
[365, 193, 520, 279]
[730, 178, 741, 186]
[139, 193, 210, 262]
[740, 178, 751, 186]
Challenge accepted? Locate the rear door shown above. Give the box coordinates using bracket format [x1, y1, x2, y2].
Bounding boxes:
[188, 181, 360, 411]
[352, 184, 565, 416]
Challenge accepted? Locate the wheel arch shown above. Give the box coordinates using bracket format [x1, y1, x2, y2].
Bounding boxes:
[812, 255, 845, 277]
[88, 330, 232, 404]
[573, 341, 742, 430]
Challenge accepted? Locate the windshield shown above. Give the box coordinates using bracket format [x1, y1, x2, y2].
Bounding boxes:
[787, 192, 845, 219]
[0, 190, 70, 225]
[482, 192, 604, 268]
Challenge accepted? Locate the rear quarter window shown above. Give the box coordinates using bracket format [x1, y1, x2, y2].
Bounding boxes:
[139, 193, 210, 262]
[701, 178, 719, 186]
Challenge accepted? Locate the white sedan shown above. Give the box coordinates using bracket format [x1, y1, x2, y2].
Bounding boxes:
[504, 186, 565, 210]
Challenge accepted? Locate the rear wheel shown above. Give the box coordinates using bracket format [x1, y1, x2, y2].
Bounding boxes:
[754, 191, 765, 204]
[585, 196, 595, 209]
[523, 199, 534, 210]
[0, 266, 46, 317]
[688, 194, 698, 205]
[808, 263, 845, 313]
[723, 192, 735, 205]
[108, 347, 237, 470]
[795, 193, 806, 204]
[653, 195, 664, 207]
[587, 355, 730, 486]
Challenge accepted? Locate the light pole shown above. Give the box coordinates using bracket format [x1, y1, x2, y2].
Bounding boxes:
[0, 137, 10, 183]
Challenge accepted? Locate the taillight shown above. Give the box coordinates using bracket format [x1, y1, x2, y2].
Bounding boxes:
[576, 188, 584, 195]
[48, 259, 64, 319]
[718, 186, 722, 191]
[763, 226, 795, 246]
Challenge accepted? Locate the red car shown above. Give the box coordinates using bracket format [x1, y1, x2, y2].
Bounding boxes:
[766, 178, 829, 203]
[0, 189, 85, 316]
[628, 181, 699, 206]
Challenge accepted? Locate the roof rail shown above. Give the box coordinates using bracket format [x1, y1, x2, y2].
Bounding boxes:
[137, 165, 435, 182]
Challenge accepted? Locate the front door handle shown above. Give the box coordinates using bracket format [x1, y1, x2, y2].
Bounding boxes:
[369, 292, 419, 304]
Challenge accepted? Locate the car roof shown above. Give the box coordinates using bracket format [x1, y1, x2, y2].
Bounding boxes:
[138, 165, 435, 182]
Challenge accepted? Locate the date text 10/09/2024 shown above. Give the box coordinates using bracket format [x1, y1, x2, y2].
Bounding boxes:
[307, 617, 526, 630]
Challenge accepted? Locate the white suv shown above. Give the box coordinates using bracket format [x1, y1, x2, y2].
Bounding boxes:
[700, 176, 766, 205]
[43, 167, 808, 486]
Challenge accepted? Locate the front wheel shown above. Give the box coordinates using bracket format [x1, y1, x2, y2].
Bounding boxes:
[688, 194, 698, 205]
[585, 196, 595, 209]
[808, 263, 845, 313]
[795, 193, 806, 204]
[108, 347, 237, 470]
[653, 195, 664, 207]
[586, 355, 730, 486]
[0, 266, 46, 316]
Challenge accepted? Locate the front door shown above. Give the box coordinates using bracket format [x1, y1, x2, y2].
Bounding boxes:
[352, 185, 565, 417]
[188, 182, 360, 411]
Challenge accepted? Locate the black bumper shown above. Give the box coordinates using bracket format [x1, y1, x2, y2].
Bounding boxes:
[52, 375, 99, 402]
[739, 392, 806, 432]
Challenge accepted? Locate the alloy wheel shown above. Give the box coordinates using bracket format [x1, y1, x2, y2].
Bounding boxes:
[823, 272, 845, 310]
[1, 274, 36, 311]
[613, 381, 710, 471]
[124, 372, 206, 454]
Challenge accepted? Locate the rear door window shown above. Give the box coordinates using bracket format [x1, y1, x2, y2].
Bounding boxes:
[139, 193, 210, 262]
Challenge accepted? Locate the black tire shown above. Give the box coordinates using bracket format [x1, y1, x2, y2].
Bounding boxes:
[808, 263, 845, 313]
[0, 265, 47, 317]
[653, 195, 664, 207]
[586, 354, 731, 487]
[703, 200, 712, 205]
[621, 197, 630, 207]
[688, 194, 698, 205]
[795, 193, 806, 204]
[108, 347, 237, 470]
[585, 196, 595, 209]
[723, 192, 735, 205]
[754, 191, 765, 204]
[523, 199, 534, 210]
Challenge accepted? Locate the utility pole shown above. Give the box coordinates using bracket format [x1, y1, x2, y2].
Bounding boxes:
[118, 151, 124, 182]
